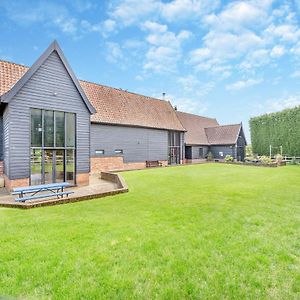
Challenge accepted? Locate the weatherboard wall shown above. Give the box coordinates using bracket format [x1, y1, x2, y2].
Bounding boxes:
[91, 123, 171, 162]
[209, 145, 237, 159]
[6, 51, 91, 180]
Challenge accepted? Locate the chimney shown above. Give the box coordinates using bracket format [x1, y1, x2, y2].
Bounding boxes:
[174, 105, 177, 111]
[162, 92, 166, 100]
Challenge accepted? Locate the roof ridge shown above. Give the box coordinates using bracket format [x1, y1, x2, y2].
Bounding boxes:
[80, 79, 170, 104]
[205, 123, 241, 129]
[176, 110, 217, 121]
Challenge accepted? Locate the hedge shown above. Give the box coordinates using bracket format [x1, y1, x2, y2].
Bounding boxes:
[249, 106, 300, 156]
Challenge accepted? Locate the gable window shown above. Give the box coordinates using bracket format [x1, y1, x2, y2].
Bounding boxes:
[115, 149, 123, 155]
[30, 109, 76, 185]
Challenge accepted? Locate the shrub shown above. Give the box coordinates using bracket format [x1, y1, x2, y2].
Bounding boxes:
[225, 155, 234, 162]
[245, 145, 253, 157]
[275, 154, 283, 164]
[207, 151, 213, 161]
[259, 156, 273, 165]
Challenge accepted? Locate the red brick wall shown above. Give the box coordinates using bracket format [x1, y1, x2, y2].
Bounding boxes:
[76, 173, 90, 186]
[4, 175, 30, 192]
[91, 157, 168, 173]
[0, 161, 3, 176]
[91, 157, 124, 173]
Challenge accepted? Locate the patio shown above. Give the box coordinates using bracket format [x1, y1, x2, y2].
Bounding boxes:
[0, 172, 128, 209]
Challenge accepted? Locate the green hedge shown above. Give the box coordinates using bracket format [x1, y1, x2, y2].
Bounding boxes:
[249, 106, 300, 156]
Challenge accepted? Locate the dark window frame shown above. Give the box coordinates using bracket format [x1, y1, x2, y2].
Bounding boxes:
[114, 149, 123, 155]
[95, 149, 105, 155]
[30, 108, 76, 186]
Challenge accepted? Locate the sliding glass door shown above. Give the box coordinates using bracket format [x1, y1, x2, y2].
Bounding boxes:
[30, 109, 76, 185]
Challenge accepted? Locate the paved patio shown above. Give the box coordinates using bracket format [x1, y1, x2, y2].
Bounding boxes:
[0, 173, 128, 209]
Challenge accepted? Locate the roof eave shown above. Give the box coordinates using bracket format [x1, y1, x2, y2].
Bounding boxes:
[91, 120, 186, 132]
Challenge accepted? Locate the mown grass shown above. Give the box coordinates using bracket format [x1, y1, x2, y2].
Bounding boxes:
[0, 164, 299, 299]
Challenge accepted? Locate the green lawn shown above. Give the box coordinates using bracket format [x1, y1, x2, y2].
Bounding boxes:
[0, 164, 299, 299]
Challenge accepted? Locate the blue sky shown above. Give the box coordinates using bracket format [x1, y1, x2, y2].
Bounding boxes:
[1, 0, 300, 140]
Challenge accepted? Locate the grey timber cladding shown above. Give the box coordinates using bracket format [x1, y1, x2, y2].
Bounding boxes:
[6, 51, 91, 179]
[209, 145, 236, 159]
[91, 124, 169, 162]
[191, 146, 209, 159]
[0, 110, 3, 160]
[3, 106, 9, 175]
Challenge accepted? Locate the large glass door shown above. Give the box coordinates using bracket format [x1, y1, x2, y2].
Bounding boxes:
[168, 131, 181, 165]
[55, 150, 65, 183]
[30, 109, 76, 185]
[44, 150, 54, 184]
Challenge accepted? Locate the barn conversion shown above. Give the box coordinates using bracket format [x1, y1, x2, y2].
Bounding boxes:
[176, 111, 247, 162]
[0, 41, 246, 190]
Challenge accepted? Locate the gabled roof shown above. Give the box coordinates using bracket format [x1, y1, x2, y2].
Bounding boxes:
[80, 80, 185, 131]
[176, 111, 219, 145]
[205, 124, 242, 145]
[0, 41, 95, 114]
[0, 44, 185, 131]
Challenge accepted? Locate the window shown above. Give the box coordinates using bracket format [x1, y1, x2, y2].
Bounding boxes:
[31, 109, 42, 147]
[95, 149, 105, 155]
[30, 109, 76, 185]
[55, 111, 65, 147]
[66, 113, 76, 147]
[44, 110, 54, 147]
[219, 151, 224, 157]
[115, 149, 123, 154]
[168, 131, 181, 165]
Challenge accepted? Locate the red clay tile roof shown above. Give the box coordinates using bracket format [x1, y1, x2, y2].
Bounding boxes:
[0, 60, 185, 131]
[80, 80, 185, 131]
[176, 111, 219, 145]
[205, 124, 242, 145]
[0, 60, 29, 96]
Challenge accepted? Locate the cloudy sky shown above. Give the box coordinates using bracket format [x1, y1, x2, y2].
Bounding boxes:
[1, 0, 300, 139]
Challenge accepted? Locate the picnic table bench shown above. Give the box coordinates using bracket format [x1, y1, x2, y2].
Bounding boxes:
[12, 182, 74, 202]
[146, 160, 163, 168]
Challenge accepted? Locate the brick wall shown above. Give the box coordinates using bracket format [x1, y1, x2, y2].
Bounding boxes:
[91, 157, 169, 173]
[91, 156, 124, 173]
[76, 173, 90, 186]
[4, 175, 30, 191]
[0, 161, 3, 176]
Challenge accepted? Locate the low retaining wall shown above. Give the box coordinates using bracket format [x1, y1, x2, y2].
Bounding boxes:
[101, 171, 128, 190]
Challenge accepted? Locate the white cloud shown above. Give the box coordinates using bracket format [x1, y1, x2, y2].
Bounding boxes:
[204, 1, 271, 32]
[291, 70, 300, 78]
[105, 42, 123, 63]
[187, 0, 300, 76]
[161, 0, 220, 22]
[142, 21, 167, 33]
[144, 46, 179, 72]
[226, 78, 263, 91]
[108, 0, 220, 26]
[270, 45, 286, 58]
[142, 22, 192, 73]
[109, 0, 159, 26]
[173, 97, 208, 115]
[177, 75, 214, 97]
[267, 95, 300, 112]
